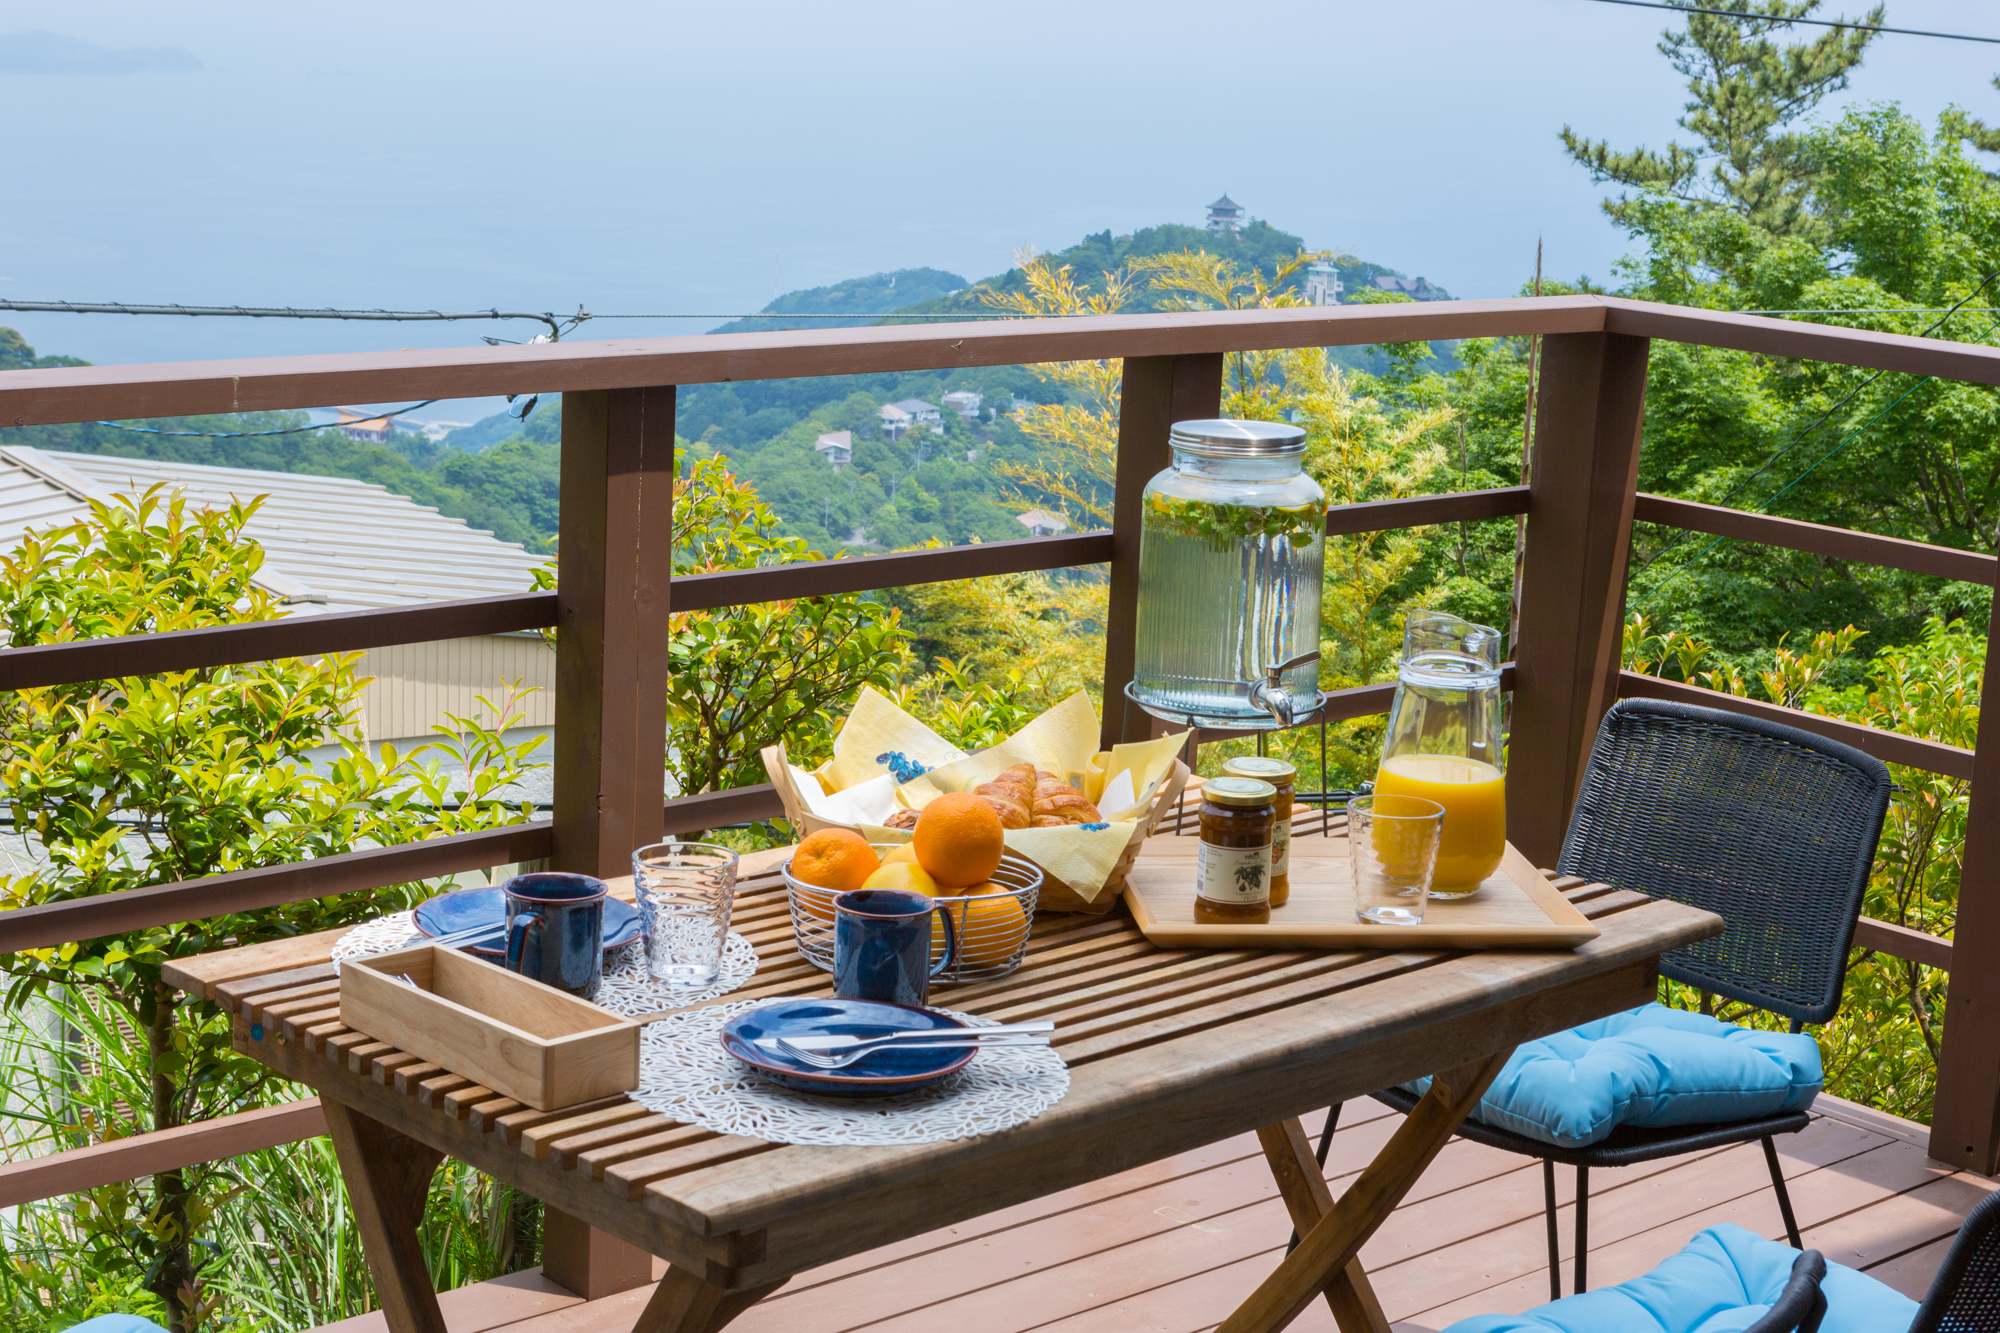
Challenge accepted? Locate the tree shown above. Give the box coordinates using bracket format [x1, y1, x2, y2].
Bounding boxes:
[533, 458, 912, 798]
[1560, 1, 1882, 235]
[0, 489, 541, 1332]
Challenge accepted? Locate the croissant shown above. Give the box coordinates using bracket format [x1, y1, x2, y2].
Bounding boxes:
[1029, 769, 1101, 824]
[974, 791, 1031, 829]
[883, 808, 920, 830]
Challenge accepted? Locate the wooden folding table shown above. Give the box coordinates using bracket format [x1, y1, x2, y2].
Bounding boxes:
[162, 809, 1718, 1333]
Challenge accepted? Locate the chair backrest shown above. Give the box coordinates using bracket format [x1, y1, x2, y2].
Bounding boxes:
[1744, 1250, 1827, 1333]
[1556, 699, 1892, 1026]
[1910, 1188, 2000, 1333]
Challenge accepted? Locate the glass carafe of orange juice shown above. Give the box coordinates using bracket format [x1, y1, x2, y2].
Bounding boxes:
[1372, 611, 1505, 898]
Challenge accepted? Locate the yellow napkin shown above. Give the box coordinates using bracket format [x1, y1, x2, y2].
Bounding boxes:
[903, 690, 1101, 802]
[1004, 822, 1135, 904]
[1098, 731, 1191, 820]
[817, 686, 969, 793]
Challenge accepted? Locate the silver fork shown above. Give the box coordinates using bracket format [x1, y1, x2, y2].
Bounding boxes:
[774, 1035, 1048, 1070]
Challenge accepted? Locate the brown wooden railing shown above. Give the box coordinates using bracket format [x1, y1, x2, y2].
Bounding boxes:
[6, 294, 2000, 1244]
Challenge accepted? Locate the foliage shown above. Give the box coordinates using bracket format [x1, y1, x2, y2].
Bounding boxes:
[1559, 0, 1882, 235]
[530, 457, 912, 798]
[0, 489, 541, 1331]
[979, 251, 1136, 528]
[0, 988, 539, 1333]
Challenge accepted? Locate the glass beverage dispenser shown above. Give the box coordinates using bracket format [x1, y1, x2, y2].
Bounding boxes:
[1128, 419, 1326, 729]
[1372, 610, 1506, 897]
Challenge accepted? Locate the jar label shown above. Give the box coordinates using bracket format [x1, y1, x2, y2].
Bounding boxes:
[1272, 820, 1290, 878]
[1197, 841, 1271, 904]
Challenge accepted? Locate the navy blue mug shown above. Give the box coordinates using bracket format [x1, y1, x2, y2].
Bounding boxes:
[503, 872, 607, 999]
[832, 889, 959, 1006]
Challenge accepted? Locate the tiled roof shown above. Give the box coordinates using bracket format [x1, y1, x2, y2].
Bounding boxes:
[0, 445, 546, 615]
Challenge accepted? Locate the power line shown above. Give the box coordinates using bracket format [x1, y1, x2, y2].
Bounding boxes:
[1742, 307, 2000, 315]
[0, 299, 568, 339]
[87, 402, 439, 441]
[1580, 0, 2000, 45]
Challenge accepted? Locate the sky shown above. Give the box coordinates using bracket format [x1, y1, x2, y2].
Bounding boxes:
[3, 0, 2000, 424]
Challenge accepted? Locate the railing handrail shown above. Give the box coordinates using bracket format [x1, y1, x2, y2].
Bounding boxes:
[9, 294, 2000, 429]
[7, 296, 2000, 1190]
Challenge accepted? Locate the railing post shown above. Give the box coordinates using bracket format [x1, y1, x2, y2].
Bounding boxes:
[1506, 332, 1650, 866]
[547, 385, 675, 1297]
[1931, 593, 2000, 1172]
[1102, 352, 1224, 749]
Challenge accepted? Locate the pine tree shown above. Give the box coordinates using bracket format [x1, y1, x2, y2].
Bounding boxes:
[1560, 1, 1882, 236]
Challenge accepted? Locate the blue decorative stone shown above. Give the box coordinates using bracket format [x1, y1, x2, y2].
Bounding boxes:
[875, 751, 932, 783]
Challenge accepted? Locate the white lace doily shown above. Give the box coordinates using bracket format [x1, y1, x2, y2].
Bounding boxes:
[328, 912, 759, 1018]
[631, 998, 1070, 1146]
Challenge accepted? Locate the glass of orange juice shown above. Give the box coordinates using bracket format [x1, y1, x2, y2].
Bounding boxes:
[1375, 611, 1506, 898]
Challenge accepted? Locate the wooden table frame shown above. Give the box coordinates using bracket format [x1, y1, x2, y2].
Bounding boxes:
[166, 822, 1718, 1333]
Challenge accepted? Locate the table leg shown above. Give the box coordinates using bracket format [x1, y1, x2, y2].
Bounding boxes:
[1257, 1119, 1389, 1333]
[1222, 1050, 1513, 1333]
[321, 1099, 448, 1333]
[631, 1266, 784, 1333]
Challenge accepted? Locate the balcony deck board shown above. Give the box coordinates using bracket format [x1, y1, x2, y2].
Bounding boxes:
[302, 1093, 1976, 1333]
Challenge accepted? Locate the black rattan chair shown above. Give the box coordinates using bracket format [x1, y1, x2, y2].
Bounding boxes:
[1315, 699, 1893, 1298]
[1910, 1184, 2000, 1332]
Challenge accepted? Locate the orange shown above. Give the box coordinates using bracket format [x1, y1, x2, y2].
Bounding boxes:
[912, 793, 1006, 888]
[936, 886, 1029, 966]
[860, 861, 941, 897]
[791, 828, 879, 924]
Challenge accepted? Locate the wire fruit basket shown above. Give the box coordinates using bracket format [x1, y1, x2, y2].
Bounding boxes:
[781, 849, 1043, 983]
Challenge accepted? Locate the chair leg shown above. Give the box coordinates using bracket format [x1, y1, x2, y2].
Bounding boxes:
[1316, 1102, 1343, 1167]
[1763, 1136, 1803, 1249]
[1574, 1164, 1589, 1295]
[1286, 1103, 1344, 1254]
[1542, 1158, 1561, 1303]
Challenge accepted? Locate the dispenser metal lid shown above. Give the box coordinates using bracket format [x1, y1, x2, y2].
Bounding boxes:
[1169, 418, 1306, 456]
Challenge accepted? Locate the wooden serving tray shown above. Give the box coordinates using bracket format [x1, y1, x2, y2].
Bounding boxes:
[341, 944, 640, 1111]
[1123, 834, 1601, 950]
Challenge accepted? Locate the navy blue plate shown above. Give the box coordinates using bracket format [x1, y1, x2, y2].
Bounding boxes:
[720, 998, 974, 1097]
[413, 886, 641, 958]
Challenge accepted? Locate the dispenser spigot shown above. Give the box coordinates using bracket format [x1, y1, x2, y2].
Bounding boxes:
[1249, 650, 1321, 728]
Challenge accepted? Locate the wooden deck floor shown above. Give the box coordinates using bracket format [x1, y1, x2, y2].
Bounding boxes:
[318, 1092, 1992, 1333]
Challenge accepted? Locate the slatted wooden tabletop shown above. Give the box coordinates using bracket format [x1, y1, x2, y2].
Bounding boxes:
[162, 808, 1720, 1333]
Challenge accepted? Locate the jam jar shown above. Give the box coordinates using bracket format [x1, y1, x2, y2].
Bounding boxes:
[1223, 757, 1296, 907]
[1194, 776, 1276, 925]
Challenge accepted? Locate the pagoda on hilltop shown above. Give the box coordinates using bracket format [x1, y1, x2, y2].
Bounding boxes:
[1206, 193, 1243, 234]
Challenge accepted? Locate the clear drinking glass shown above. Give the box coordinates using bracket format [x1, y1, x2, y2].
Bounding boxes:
[1347, 795, 1445, 926]
[632, 842, 740, 986]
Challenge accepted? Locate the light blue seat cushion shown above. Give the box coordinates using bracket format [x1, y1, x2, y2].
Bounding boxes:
[61, 1318, 170, 1333]
[1409, 1003, 1822, 1150]
[1440, 1224, 1917, 1332]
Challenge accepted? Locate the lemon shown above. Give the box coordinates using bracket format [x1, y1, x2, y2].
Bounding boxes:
[859, 861, 942, 897]
[880, 844, 919, 866]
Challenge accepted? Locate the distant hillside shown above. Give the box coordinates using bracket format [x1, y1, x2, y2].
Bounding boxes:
[709, 268, 970, 334]
[889, 220, 1433, 320]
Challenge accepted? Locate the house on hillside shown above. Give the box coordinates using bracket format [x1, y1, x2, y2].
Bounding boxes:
[941, 390, 983, 419]
[0, 445, 553, 756]
[879, 399, 943, 438]
[1371, 275, 1444, 300]
[1016, 508, 1070, 538]
[1305, 261, 1344, 307]
[332, 406, 415, 443]
[1206, 194, 1244, 234]
[814, 430, 852, 467]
